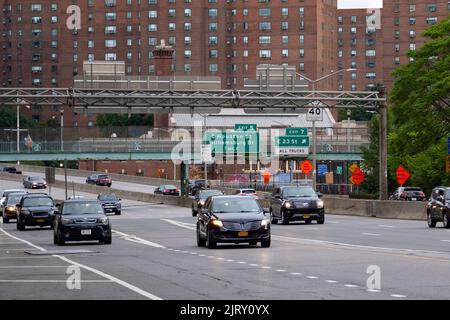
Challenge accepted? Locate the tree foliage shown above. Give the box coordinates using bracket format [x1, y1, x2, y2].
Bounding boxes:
[95, 114, 154, 127]
[0, 106, 30, 128]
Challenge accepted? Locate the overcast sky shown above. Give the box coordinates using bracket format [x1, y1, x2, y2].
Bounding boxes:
[337, 0, 383, 9]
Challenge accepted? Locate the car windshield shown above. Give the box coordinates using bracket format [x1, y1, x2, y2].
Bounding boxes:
[63, 202, 104, 215]
[241, 189, 256, 194]
[199, 190, 223, 199]
[99, 194, 117, 201]
[98, 175, 109, 179]
[445, 190, 450, 200]
[283, 187, 317, 198]
[212, 198, 261, 213]
[404, 188, 422, 192]
[164, 185, 177, 189]
[3, 190, 24, 197]
[23, 197, 53, 207]
[6, 194, 25, 205]
[29, 177, 43, 181]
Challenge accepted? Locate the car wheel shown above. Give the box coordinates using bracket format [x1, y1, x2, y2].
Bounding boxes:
[261, 237, 271, 248]
[427, 212, 436, 228]
[57, 232, 65, 246]
[317, 216, 325, 225]
[107, 184, 112, 188]
[16, 219, 25, 231]
[196, 226, 206, 247]
[270, 209, 278, 224]
[115, 210, 121, 216]
[103, 236, 112, 245]
[3, 217, 9, 224]
[206, 229, 216, 249]
[53, 231, 58, 245]
[281, 210, 289, 225]
[304, 220, 312, 225]
[192, 207, 197, 217]
[443, 213, 450, 229]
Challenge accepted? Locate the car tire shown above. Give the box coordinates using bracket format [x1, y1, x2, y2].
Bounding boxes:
[107, 184, 112, 188]
[3, 217, 9, 223]
[53, 231, 58, 245]
[16, 219, 25, 231]
[192, 208, 197, 217]
[206, 229, 216, 249]
[103, 236, 112, 245]
[281, 210, 289, 225]
[57, 232, 65, 246]
[304, 220, 312, 225]
[427, 213, 436, 228]
[197, 226, 206, 247]
[317, 216, 325, 225]
[261, 237, 271, 248]
[443, 213, 450, 229]
[270, 209, 278, 224]
[115, 210, 121, 216]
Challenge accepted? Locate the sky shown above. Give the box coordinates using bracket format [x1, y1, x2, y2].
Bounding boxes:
[337, 0, 383, 9]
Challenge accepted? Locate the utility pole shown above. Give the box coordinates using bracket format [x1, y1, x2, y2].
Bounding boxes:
[378, 88, 388, 200]
[312, 82, 317, 191]
[60, 109, 64, 152]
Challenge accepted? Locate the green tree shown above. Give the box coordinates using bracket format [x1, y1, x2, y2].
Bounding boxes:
[95, 114, 153, 127]
[360, 115, 380, 194]
[0, 106, 30, 128]
[388, 17, 450, 194]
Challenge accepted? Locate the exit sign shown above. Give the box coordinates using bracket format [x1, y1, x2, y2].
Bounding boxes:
[276, 136, 310, 147]
[235, 124, 257, 132]
[286, 128, 308, 136]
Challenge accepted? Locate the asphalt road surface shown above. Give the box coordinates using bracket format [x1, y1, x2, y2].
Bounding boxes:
[1, 179, 450, 300]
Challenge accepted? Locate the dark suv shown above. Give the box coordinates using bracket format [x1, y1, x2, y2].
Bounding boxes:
[269, 186, 325, 225]
[98, 193, 122, 215]
[389, 187, 426, 201]
[86, 174, 112, 187]
[16, 193, 55, 230]
[1, 166, 22, 174]
[53, 199, 112, 245]
[426, 186, 450, 228]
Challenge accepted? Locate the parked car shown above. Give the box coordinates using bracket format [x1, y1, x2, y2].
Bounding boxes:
[269, 186, 325, 225]
[1, 166, 22, 174]
[86, 174, 112, 187]
[1, 189, 27, 208]
[16, 193, 55, 230]
[53, 199, 112, 245]
[196, 195, 271, 248]
[23, 176, 47, 189]
[233, 188, 258, 199]
[98, 193, 122, 215]
[389, 187, 426, 201]
[426, 186, 450, 228]
[191, 189, 224, 216]
[68, 195, 87, 200]
[154, 185, 180, 196]
[2, 192, 27, 223]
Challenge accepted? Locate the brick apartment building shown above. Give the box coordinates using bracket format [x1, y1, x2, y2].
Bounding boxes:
[0, 0, 448, 126]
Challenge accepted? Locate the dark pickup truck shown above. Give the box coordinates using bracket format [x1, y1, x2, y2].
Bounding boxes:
[1, 167, 22, 174]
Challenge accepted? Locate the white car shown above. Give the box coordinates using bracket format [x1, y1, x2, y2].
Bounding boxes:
[0, 189, 27, 208]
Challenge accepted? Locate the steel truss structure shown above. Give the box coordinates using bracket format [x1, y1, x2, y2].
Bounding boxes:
[0, 88, 385, 114]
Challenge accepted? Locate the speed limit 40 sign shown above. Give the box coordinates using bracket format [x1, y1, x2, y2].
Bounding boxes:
[307, 107, 323, 121]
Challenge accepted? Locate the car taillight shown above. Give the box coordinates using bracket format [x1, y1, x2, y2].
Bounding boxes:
[400, 193, 408, 199]
[164, 189, 169, 193]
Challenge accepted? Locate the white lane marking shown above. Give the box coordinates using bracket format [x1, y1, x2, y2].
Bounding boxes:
[361, 233, 381, 236]
[237, 261, 247, 264]
[290, 272, 302, 276]
[226, 259, 235, 262]
[249, 264, 259, 267]
[216, 257, 225, 260]
[391, 294, 407, 298]
[207, 256, 215, 259]
[307, 276, 319, 279]
[440, 240, 450, 243]
[344, 284, 359, 288]
[0, 280, 114, 283]
[327, 221, 340, 224]
[199, 254, 206, 257]
[378, 225, 394, 228]
[112, 230, 166, 249]
[275, 269, 286, 272]
[261, 266, 272, 269]
[0, 228, 163, 300]
[326, 280, 338, 283]
[162, 219, 195, 231]
[0, 242, 24, 244]
[367, 289, 381, 293]
[304, 227, 318, 230]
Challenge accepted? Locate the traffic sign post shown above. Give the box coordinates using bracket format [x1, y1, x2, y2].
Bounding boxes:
[396, 165, 411, 186]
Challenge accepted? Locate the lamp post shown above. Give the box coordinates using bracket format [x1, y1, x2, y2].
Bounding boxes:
[15, 98, 31, 165]
[296, 68, 356, 190]
[60, 109, 64, 152]
[347, 109, 352, 152]
[60, 161, 68, 200]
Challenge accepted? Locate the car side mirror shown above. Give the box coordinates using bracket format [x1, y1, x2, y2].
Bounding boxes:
[16, 204, 22, 209]
[437, 195, 444, 202]
[201, 208, 209, 215]
[118, 198, 121, 201]
[263, 208, 270, 214]
[317, 192, 323, 198]
[275, 195, 281, 199]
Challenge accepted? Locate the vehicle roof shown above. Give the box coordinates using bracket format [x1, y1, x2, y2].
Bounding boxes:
[22, 193, 52, 198]
[238, 188, 256, 191]
[62, 199, 101, 203]
[211, 195, 258, 200]
[200, 189, 223, 193]
[280, 185, 314, 189]
[6, 192, 27, 196]
[3, 189, 25, 192]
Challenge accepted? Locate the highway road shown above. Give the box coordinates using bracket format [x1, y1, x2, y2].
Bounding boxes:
[22, 170, 158, 194]
[1, 179, 450, 300]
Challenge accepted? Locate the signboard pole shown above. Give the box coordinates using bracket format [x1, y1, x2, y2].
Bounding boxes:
[312, 119, 316, 190]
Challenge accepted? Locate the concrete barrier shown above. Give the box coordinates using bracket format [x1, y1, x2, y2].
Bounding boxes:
[0, 172, 427, 220]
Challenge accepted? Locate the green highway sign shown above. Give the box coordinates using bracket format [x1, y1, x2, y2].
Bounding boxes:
[286, 128, 308, 136]
[276, 136, 310, 147]
[204, 131, 259, 154]
[235, 124, 257, 132]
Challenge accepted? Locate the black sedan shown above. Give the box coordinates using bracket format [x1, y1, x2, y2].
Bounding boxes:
[196, 195, 271, 249]
[86, 174, 112, 187]
[23, 176, 47, 189]
[192, 189, 224, 216]
[427, 186, 450, 228]
[16, 193, 55, 230]
[389, 187, 427, 201]
[98, 193, 122, 215]
[53, 200, 112, 245]
[269, 186, 325, 225]
[154, 185, 180, 196]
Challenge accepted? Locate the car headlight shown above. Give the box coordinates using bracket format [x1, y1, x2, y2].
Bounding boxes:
[61, 218, 73, 225]
[210, 219, 223, 228]
[199, 200, 205, 206]
[316, 200, 324, 208]
[284, 202, 291, 209]
[261, 219, 270, 227]
[97, 217, 109, 225]
[6, 206, 15, 212]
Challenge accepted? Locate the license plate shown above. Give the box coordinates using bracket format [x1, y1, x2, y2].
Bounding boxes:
[81, 229, 92, 235]
[36, 219, 45, 223]
[412, 198, 417, 201]
[303, 215, 310, 219]
[238, 231, 248, 237]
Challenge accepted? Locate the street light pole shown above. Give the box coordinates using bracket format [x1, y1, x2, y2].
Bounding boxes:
[16, 103, 20, 164]
[60, 109, 64, 152]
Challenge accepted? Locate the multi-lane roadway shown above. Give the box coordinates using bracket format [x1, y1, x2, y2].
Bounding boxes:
[1, 178, 450, 300]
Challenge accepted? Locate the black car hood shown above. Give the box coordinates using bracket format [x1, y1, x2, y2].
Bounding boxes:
[25, 206, 53, 212]
[284, 197, 318, 201]
[212, 212, 265, 221]
[62, 214, 106, 220]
